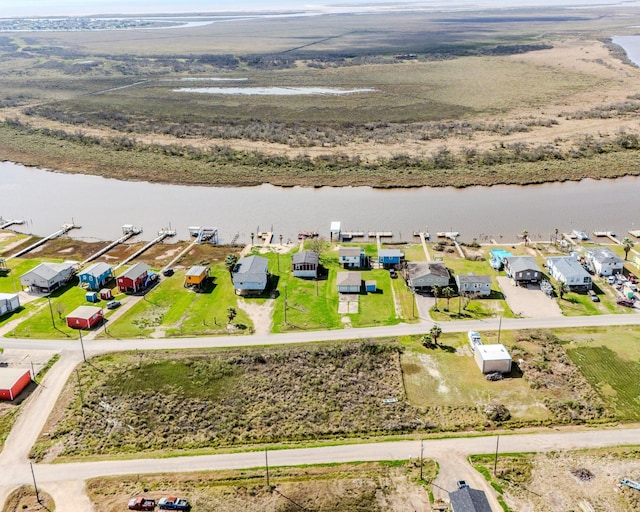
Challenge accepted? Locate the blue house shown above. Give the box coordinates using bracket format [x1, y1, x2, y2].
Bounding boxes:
[378, 249, 404, 268]
[78, 262, 113, 291]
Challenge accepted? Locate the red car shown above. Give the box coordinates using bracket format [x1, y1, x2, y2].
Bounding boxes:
[128, 497, 156, 511]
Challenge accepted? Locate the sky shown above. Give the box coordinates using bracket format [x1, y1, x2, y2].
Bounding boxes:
[0, 0, 637, 18]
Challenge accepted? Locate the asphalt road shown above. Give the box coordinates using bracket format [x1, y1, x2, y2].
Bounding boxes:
[0, 312, 639, 510]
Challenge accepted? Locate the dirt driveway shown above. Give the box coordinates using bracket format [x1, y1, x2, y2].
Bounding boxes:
[497, 276, 562, 318]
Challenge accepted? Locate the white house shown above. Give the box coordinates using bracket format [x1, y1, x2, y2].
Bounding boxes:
[232, 255, 269, 295]
[338, 247, 365, 268]
[546, 256, 592, 290]
[586, 248, 623, 276]
[455, 273, 492, 297]
[0, 293, 20, 316]
[474, 344, 512, 374]
[20, 261, 76, 293]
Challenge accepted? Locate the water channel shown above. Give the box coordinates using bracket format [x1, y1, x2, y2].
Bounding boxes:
[1, 161, 637, 245]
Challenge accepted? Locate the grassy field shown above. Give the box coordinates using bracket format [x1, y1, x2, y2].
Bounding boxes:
[85, 460, 437, 512]
[3, 7, 640, 188]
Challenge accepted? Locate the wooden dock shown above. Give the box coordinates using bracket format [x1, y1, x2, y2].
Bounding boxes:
[115, 228, 176, 269]
[628, 230, 640, 239]
[80, 226, 143, 266]
[0, 218, 25, 230]
[7, 222, 80, 260]
[340, 231, 365, 240]
[436, 231, 459, 240]
[418, 232, 431, 262]
[257, 231, 273, 244]
[413, 231, 430, 240]
[368, 231, 392, 238]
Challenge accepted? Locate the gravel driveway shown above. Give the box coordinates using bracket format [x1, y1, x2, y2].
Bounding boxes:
[497, 276, 563, 317]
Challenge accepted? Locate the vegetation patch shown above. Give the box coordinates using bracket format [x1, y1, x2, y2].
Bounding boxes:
[1, 486, 54, 512]
[86, 461, 435, 512]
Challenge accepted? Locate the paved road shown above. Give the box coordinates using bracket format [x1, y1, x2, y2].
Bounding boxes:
[0, 312, 639, 510]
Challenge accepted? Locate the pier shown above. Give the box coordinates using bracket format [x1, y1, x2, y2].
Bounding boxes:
[368, 231, 393, 238]
[80, 225, 143, 267]
[188, 226, 219, 244]
[0, 218, 25, 230]
[115, 227, 176, 270]
[7, 222, 80, 260]
[257, 231, 273, 244]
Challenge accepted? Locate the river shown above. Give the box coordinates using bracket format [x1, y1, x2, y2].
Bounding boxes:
[0, 161, 637, 245]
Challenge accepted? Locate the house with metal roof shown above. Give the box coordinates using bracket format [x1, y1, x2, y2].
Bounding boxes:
[546, 256, 592, 290]
[378, 249, 404, 268]
[78, 262, 113, 291]
[339, 247, 366, 268]
[585, 247, 623, 276]
[184, 265, 210, 288]
[116, 262, 151, 294]
[406, 262, 450, 291]
[503, 256, 541, 285]
[449, 486, 492, 512]
[455, 273, 492, 297]
[337, 271, 362, 293]
[292, 251, 319, 278]
[19, 261, 76, 293]
[232, 255, 269, 295]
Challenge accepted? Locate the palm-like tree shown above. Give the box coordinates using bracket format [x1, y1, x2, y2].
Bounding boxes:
[622, 237, 635, 260]
[432, 284, 441, 310]
[555, 281, 568, 299]
[522, 229, 529, 246]
[226, 307, 237, 323]
[225, 254, 238, 275]
[442, 286, 454, 311]
[430, 324, 443, 346]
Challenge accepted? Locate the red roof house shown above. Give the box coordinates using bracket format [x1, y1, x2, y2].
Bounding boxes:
[0, 368, 32, 401]
[117, 262, 151, 294]
[66, 305, 104, 330]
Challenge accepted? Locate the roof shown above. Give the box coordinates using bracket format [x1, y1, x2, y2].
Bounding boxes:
[120, 262, 150, 280]
[78, 262, 112, 277]
[449, 487, 493, 512]
[547, 257, 590, 278]
[0, 293, 19, 301]
[67, 305, 102, 319]
[456, 273, 492, 285]
[185, 265, 209, 277]
[292, 251, 319, 265]
[0, 368, 31, 390]
[587, 247, 623, 264]
[504, 256, 541, 274]
[22, 261, 75, 281]
[339, 247, 363, 257]
[378, 249, 403, 258]
[337, 271, 362, 286]
[330, 221, 341, 231]
[406, 261, 450, 279]
[234, 255, 268, 276]
[475, 344, 512, 362]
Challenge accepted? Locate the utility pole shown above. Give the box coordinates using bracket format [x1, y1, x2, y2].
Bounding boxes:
[283, 285, 287, 324]
[79, 329, 86, 362]
[102, 307, 108, 336]
[76, 369, 85, 408]
[265, 447, 271, 490]
[497, 316, 502, 344]
[29, 462, 41, 504]
[47, 296, 55, 328]
[419, 439, 424, 480]
[493, 435, 500, 476]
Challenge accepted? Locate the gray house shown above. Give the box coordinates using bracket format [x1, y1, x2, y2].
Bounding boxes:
[455, 273, 492, 297]
[291, 251, 319, 278]
[20, 261, 76, 293]
[337, 271, 362, 293]
[449, 486, 492, 512]
[338, 247, 366, 268]
[586, 247, 624, 276]
[546, 256, 592, 290]
[0, 293, 20, 317]
[406, 262, 450, 291]
[504, 256, 542, 285]
[232, 255, 269, 295]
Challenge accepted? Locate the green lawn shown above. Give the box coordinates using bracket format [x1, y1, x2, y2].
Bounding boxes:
[104, 265, 252, 338]
[0, 258, 40, 293]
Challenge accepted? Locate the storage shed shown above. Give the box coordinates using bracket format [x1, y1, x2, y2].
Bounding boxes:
[66, 305, 104, 330]
[0, 293, 20, 317]
[365, 280, 377, 292]
[474, 344, 512, 374]
[0, 368, 32, 401]
[99, 288, 113, 300]
[85, 291, 99, 303]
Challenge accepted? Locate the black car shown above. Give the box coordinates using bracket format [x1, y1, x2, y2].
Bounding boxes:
[389, 268, 398, 279]
[162, 268, 174, 277]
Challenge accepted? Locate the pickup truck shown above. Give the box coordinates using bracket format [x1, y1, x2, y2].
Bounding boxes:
[158, 497, 191, 511]
[128, 497, 156, 511]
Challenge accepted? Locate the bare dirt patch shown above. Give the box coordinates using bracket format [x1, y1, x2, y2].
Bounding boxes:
[236, 297, 274, 335]
[1, 486, 54, 512]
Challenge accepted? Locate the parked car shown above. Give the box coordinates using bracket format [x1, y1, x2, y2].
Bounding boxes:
[128, 497, 156, 511]
[588, 290, 599, 302]
[106, 300, 121, 309]
[389, 268, 398, 279]
[456, 480, 470, 489]
[608, 276, 616, 285]
[616, 298, 635, 308]
[162, 268, 174, 277]
[158, 497, 191, 511]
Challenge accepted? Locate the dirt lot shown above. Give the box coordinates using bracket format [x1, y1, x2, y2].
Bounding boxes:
[497, 276, 562, 318]
[1, 486, 54, 512]
[86, 462, 434, 512]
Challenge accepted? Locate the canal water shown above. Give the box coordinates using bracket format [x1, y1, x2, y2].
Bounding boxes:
[1, 161, 637, 244]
